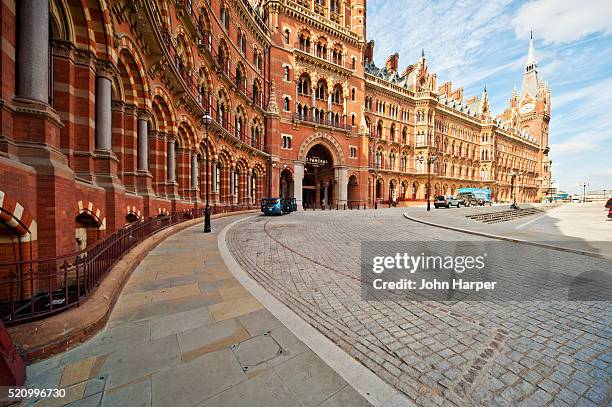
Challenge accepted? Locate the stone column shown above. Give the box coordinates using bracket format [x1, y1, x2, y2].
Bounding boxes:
[294, 161, 304, 210]
[95, 75, 113, 151]
[16, 0, 49, 103]
[137, 118, 149, 172]
[247, 173, 252, 204]
[335, 166, 348, 207]
[311, 88, 316, 109]
[323, 182, 329, 206]
[211, 160, 218, 193]
[229, 168, 235, 203]
[191, 152, 198, 189]
[167, 140, 176, 183]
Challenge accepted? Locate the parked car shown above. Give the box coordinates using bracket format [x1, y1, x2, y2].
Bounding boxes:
[289, 197, 298, 212]
[458, 188, 492, 206]
[457, 192, 478, 206]
[434, 195, 461, 208]
[261, 198, 284, 215]
[282, 198, 296, 214]
[605, 198, 612, 209]
[608, 208, 612, 219]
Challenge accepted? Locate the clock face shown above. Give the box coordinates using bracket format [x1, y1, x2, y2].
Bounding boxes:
[519, 102, 535, 114]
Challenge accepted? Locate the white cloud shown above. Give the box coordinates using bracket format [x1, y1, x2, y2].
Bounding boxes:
[552, 78, 612, 109]
[369, 0, 515, 75]
[549, 139, 596, 155]
[513, 0, 612, 43]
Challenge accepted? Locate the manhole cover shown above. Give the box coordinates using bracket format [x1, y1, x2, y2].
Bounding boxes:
[232, 334, 285, 371]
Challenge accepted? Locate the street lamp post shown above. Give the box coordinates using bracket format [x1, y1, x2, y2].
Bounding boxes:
[579, 182, 589, 203]
[510, 171, 522, 204]
[203, 112, 212, 233]
[419, 154, 437, 211]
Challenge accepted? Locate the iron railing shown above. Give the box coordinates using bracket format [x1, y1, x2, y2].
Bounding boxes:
[0, 208, 214, 326]
[292, 113, 352, 131]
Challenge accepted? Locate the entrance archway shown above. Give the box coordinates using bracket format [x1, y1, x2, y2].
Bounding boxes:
[280, 168, 294, 199]
[348, 175, 359, 207]
[75, 212, 102, 251]
[389, 180, 397, 203]
[303, 144, 334, 208]
[376, 178, 383, 200]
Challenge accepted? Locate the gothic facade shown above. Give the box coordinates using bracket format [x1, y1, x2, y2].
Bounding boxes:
[0, 0, 551, 267]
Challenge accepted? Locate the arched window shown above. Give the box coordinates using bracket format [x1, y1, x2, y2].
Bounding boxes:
[252, 80, 261, 106]
[316, 80, 326, 100]
[298, 74, 311, 95]
[402, 128, 408, 144]
[215, 163, 221, 192]
[284, 29, 290, 44]
[235, 65, 245, 91]
[235, 116, 243, 139]
[316, 40, 327, 59]
[217, 100, 226, 126]
[416, 131, 424, 146]
[389, 152, 396, 169]
[251, 170, 257, 202]
[299, 32, 311, 52]
[332, 85, 342, 104]
[284, 97, 290, 111]
[220, 4, 230, 30]
[284, 66, 290, 81]
[376, 149, 383, 168]
[233, 170, 239, 196]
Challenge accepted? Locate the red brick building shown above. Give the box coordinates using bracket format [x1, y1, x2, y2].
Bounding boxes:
[0, 0, 551, 272]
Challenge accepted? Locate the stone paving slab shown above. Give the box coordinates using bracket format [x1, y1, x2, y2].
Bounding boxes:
[22, 215, 371, 407]
[226, 208, 612, 407]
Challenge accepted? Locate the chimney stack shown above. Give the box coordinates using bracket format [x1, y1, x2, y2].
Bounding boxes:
[385, 53, 399, 73]
[438, 81, 452, 98]
[364, 40, 375, 63]
[452, 87, 463, 102]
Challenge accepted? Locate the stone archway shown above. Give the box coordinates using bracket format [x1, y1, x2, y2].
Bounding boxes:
[280, 168, 294, 199]
[348, 175, 359, 207]
[294, 133, 347, 209]
[302, 144, 335, 208]
[297, 132, 346, 166]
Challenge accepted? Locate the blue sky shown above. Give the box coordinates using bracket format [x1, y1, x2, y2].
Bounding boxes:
[367, 0, 612, 194]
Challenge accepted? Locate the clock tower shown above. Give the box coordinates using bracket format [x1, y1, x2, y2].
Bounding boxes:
[517, 32, 552, 200]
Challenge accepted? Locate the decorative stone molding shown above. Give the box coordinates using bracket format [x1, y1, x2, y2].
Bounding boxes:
[297, 131, 346, 165]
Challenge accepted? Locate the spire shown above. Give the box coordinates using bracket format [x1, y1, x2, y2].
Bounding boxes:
[421, 48, 425, 58]
[480, 84, 490, 118]
[520, 34, 540, 98]
[526, 32, 537, 72]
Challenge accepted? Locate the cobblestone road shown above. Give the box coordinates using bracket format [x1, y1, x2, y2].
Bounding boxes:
[226, 209, 611, 407]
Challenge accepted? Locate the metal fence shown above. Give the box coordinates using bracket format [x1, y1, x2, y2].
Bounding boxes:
[0, 208, 207, 326]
